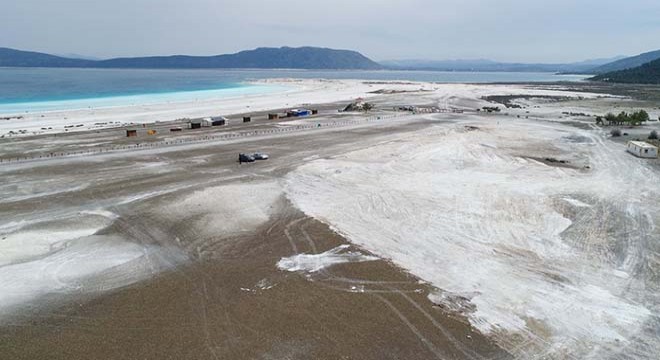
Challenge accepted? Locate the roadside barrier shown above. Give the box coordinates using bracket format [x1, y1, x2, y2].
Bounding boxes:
[0, 113, 414, 165]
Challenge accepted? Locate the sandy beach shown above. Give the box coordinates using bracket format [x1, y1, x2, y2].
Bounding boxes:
[0, 78, 626, 138]
[1, 79, 660, 359]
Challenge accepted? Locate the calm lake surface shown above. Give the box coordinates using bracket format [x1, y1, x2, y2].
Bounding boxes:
[0, 67, 588, 113]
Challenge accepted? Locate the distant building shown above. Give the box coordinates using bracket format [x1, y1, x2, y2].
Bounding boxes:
[189, 118, 213, 129]
[211, 116, 227, 126]
[627, 141, 658, 158]
[126, 129, 138, 137]
[189, 119, 203, 129]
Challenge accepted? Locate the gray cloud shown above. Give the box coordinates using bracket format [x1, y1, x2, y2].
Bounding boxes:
[1, 0, 659, 62]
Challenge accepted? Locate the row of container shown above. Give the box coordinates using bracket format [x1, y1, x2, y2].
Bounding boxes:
[126, 109, 320, 137]
[187, 108, 318, 129]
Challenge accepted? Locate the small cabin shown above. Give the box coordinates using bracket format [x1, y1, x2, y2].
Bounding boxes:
[211, 116, 227, 126]
[126, 130, 138, 137]
[268, 113, 279, 120]
[627, 141, 658, 159]
[189, 120, 202, 129]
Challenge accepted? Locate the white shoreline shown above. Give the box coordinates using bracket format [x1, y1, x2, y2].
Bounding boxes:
[0, 79, 607, 137]
[0, 83, 289, 115]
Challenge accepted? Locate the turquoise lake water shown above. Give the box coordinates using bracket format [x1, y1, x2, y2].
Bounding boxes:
[0, 68, 588, 114]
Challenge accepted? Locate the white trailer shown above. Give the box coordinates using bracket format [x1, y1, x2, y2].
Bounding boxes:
[201, 118, 213, 127]
[627, 141, 658, 159]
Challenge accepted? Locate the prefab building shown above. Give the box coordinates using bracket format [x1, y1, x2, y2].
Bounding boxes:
[189, 120, 202, 129]
[268, 113, 279, 120]
[126, 130, 138, 137]
[627, 141, 658, 158]
[189, 118, 212, 129]
[211, 116, 227, 126]
[201, 118, 213, 127]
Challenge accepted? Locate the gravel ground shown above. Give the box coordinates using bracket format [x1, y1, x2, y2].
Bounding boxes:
[1, 84, 658, 359]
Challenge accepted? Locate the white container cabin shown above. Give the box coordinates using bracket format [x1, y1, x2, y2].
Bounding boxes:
[627, 141, 658, 158]
[201, 118, 213, 127]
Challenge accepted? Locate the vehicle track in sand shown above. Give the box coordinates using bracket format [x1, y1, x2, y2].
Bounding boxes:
[281, 216, 508, 360]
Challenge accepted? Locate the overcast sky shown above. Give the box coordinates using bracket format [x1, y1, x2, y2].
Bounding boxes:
[2, 0, 659, 63]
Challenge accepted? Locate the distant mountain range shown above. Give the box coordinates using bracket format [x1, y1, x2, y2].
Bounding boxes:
[382, 50, 660, 75]
[0, 48, 95, 68]
[2, 46, 660, 82]
[380, 57, 624, 74]
[0, 46, 383, 70]
[592, 58, 660, 84]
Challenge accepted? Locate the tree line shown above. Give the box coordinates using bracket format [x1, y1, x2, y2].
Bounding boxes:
[596, 110, 650, 126]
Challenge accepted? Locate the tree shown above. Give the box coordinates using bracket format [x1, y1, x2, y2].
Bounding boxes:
[604, 112, 618, 125]
[650, 130, 659, 140]
[630, 110, 650, 125]
[362, 102, 375, 112]
[617, 111, 630, 125]
[611, 128, 622, 137]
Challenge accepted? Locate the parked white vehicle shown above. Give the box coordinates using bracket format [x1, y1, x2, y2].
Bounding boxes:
[253, 152, 269, 160]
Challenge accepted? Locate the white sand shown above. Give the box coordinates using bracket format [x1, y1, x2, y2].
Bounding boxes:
[0, 79, 607, 137]
[0, 235, 146, 315]
[285, 117, 659, 358]
[277, 245, 379, 273]
[159, 181, 283, 239]
[0, 211, 183, 320]
[0, 220, 109, 267]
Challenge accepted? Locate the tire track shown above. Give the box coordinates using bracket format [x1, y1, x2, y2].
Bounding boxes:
[281, 216, 508, 359]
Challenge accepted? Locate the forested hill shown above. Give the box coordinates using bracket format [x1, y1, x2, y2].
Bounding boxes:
[592, 58, 660, 84]
[590, 50, 660, 74]
[0, 46, 383, 70]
